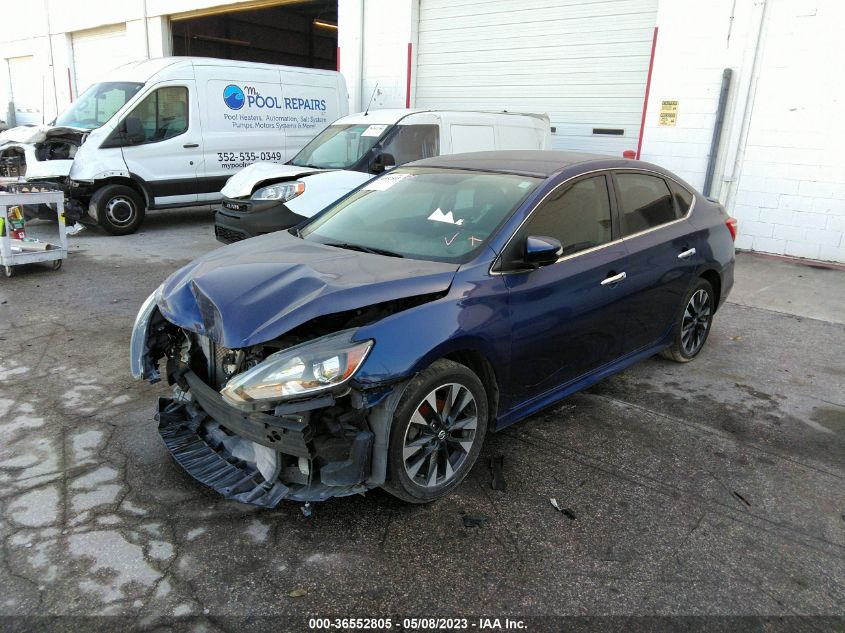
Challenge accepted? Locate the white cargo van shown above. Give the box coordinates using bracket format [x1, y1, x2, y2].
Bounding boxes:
[0, 57, 347, 234]
[214, 109, 551, 243]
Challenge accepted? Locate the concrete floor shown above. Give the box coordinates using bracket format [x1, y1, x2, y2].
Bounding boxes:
[1, 209, 843, 630]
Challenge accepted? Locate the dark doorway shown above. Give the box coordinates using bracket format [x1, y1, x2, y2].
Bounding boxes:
[171, 1, 338, 70]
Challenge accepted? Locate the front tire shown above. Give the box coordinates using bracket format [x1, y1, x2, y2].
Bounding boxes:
[661, 278, 715, 363]
[91, 185, 145, 236]
[383, 359, 488, 503]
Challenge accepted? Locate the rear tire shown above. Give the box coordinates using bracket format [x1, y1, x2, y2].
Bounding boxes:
[92, 185, 145, 236]
[382, 359, 488, 503]
[661, 278, 715, 363]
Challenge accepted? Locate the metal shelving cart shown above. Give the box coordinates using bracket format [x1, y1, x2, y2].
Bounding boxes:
[0, 187, 67, 277]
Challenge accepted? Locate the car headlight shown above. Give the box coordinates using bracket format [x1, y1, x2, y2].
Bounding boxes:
[220, 330, 373, 411]
[251, 181, 305, 202]
[129, 284, 163, 381]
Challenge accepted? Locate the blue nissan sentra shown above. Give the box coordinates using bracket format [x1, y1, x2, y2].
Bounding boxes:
[130, 151, 736, 506]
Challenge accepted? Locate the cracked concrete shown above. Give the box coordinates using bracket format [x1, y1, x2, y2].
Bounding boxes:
[0, 209, 842, 629]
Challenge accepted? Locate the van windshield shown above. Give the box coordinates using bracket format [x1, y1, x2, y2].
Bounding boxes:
[54, 82, 144, 130]
[290, 123, 391, 169]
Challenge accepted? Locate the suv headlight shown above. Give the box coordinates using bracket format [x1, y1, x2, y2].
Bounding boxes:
[220, 330, 373, 411]
[251, 181, 305, 202]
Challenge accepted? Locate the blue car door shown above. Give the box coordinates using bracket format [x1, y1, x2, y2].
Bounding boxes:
[501, 173, 629, 402]
[609, 170, 701, 353]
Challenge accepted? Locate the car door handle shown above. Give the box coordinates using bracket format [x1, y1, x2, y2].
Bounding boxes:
[601, 272, 627, 286]
[183, 143, 199, 148]
[678, 248, 696, 259]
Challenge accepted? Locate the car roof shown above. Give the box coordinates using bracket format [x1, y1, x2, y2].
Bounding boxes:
[408, 150, 616, 178]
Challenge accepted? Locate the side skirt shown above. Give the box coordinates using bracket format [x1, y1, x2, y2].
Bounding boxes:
[494, 337, 671, 431]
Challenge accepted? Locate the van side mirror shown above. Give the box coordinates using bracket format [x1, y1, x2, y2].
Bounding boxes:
[524, 235, 562, 268]
[123, 117, 146, 145]
[371, 151, 396, 174]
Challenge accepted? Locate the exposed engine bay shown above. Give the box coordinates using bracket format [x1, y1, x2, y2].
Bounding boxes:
[143, 297, 439, 506]
[0, 125, 87, 177]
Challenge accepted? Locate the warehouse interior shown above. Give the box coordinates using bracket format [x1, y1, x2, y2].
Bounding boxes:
[171, 0, 338, 70]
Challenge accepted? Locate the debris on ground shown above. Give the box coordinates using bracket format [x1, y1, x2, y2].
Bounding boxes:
[462, 514, 490, 528]
[288, 588, 308, 598]
[550, 498, 576, 520]
[66, 222, 86, 236]
[301, 502, 313, 518]
[489, 454, 506, 491]
[733, 491, 752, 506]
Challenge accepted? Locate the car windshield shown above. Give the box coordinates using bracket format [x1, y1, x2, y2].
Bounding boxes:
[289, 123, 391, 169]
[300, 167, 541, 263]
[54, 81, 144, 129]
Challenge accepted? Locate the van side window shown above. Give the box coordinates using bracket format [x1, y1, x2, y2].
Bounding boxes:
[615, 173, 678, 235]
[521, 176, 613, 258]
[126, 86, 189, 143]
[380, 125, 439, 166]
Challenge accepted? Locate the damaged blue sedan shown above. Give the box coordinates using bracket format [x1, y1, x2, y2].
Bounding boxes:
[130, 151, 736, 506]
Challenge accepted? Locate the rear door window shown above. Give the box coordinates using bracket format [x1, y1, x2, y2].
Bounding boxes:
[615, 172, 678, 236]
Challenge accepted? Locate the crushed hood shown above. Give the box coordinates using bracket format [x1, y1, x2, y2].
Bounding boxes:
[221, 162, 330, 198]
[157, 230, 458, 348]
[0, 124, 87, 146]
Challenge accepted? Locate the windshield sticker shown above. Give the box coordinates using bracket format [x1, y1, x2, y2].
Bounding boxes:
[363, 172, 413, 191]
[468, 235, 483, 246]
[428, 208, 464, 226]
[518, 181, 532, 188]
[361, 124, 388, 137]
[444, 232, 460, 246]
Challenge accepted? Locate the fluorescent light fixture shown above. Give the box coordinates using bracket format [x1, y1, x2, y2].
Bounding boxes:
[313, 19, 338, 30]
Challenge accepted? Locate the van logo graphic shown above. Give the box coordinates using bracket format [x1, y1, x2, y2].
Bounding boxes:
[223, 84, 245, 110]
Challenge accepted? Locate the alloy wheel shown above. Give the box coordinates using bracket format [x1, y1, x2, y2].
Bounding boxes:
[402, 382, 478, 488]
[681, 288, 712, 356]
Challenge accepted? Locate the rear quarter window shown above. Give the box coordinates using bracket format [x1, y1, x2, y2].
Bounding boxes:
[669, 180, 694, 215]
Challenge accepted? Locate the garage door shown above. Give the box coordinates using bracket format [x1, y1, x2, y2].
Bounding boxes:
[7, 56, 42, 126]
[415, 0, 658, 155]
[72, 25, 132, 96]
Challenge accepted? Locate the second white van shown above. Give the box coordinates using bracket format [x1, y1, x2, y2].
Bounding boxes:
[214, 109, 551, 243]
[0, 57, 348, 234]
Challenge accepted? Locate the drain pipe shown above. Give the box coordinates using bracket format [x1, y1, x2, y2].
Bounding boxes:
[141, 0, 150, 59]
[703, 68, 732, 197]
[721, 0, 770, 208]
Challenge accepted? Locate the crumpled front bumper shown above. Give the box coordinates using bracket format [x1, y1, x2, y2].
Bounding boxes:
[156, 371, 372, 506]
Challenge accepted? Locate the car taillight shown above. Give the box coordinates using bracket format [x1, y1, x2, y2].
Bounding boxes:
[726, 217, 738, 242]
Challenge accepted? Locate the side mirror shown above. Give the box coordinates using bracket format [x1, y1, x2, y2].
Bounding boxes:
[371, 151, 396, 174]
[524, 235, 562, 268]
[123, 117, 146, 145]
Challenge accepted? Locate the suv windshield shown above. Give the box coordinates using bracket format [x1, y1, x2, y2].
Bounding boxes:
[290, 123, 391, 169]
[301, 167, 541, 263]
[54, 82, 144, 130]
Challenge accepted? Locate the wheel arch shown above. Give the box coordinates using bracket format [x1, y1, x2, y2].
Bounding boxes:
[91, 176, 151, 208]
[698, 268, 722, 311]
[440, 348, 500, 426]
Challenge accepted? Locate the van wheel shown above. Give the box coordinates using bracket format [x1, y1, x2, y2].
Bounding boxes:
[92, 185, 145, 235]
[382, 359, 488, 503]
